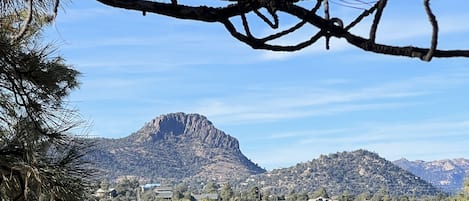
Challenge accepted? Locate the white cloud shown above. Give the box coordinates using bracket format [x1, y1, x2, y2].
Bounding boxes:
[75, 73, 424, 137]
[247, 118, 469, 169]
[267, 128, 351, 140]
[56, 7, 118, 23]
[191, 70, 469, 125]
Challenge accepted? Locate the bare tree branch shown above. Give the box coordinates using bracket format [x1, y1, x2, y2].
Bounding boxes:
[241, 13, 253, 37]
[13, 0, 33, 41]
[345, 2, 379, 31]
[87, 0, 469, 60]
[260, 20, 306, 42]
[423, 0, 438, 61]
[96, 0, 260, 22]
[222, 18, 325, 51]
[323, 0, 332, 50]
[369, 0, 387, 42]
[253, 9, 279, 29]
[9, 0, 452, 61]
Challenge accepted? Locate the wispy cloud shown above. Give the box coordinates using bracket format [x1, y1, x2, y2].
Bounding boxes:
[246, 118, 469, 169]
[267, 127, 355, 140]
[191, 70, 469, 125]
[55, 7, 119, 23]
[298, 120, 469, 145]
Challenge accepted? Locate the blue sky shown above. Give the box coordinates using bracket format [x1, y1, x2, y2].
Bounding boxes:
[45, 0, 469, 170]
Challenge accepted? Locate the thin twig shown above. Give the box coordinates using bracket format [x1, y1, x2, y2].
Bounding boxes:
[53, 0, 60, 17]
[369, 0, 387, 42]
[253, 9, 279, 29]
[260, 21, 307, 42]
[345, 2, 379, 30]
[324, 0, 331, 49]
[423, 0, 438, 61]
[241, 13, 253, 37]
[259, 0, 322, 42]
[222, 18, 325, 51]
[13, 0, 33, 41]
[312, 0, 323, 14]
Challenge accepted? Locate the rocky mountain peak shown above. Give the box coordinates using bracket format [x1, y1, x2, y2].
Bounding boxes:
[149, 112, 211, 133]
[131, 112, 239, 150]
[87, 112, 265, 181]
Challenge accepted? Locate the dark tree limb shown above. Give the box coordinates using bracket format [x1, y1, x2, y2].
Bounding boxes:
[282, 4, 469, 59]
[253, 9, 279, 29]
[241, 13, 253, 37]
[345, 2, 379, 31]
[95, 0, 469, 61]
[96, 0, 261, 22]
[423, 0, 438, 61]
[260, 20, 306, 42]
[323, 0, 332, 49]
[222, 18, 325, 51]
[369, 0, 387, 42]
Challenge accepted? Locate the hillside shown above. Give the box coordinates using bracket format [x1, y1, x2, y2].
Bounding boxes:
[394, 158, 469, 193]
[86, 112, 265, 182]
[242, 150, 441, 196]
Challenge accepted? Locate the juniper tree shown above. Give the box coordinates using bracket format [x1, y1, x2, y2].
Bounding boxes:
[220, 183, 234, 201]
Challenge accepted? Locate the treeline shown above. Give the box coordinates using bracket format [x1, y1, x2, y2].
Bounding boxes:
[91, 178, 469, 201]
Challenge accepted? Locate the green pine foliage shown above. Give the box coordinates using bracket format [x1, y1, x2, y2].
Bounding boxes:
[0, 6, 94, 201]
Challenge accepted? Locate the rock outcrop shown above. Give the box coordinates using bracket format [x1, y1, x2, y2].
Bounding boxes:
[87, 113, 265, 182]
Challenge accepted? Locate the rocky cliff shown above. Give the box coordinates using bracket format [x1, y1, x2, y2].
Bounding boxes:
[87, 112, 265, 182]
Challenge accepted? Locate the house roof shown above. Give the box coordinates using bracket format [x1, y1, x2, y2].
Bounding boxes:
[154, 186, 173, 192]
[96, 189, 107, 193]
[142, 183, 161, 189]
[156, 191, 173, 198]
[309, 196, 333, 201]
[192, 193, 219, 200]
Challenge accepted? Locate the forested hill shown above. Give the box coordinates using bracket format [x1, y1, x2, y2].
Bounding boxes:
[86, 112, 265, 182]
[242, 150, 441, 196]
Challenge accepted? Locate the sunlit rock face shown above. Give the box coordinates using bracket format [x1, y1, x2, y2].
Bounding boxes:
[87, 112, 265, 182]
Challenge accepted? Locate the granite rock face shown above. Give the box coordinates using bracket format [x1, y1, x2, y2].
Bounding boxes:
[87, 112, 265, 182]
[132, 112, 239, 150]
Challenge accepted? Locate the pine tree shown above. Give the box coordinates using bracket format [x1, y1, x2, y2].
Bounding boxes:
[312, 187, 330, 199]
[0, 5, 94, 200]
[220, 183, 234, 201]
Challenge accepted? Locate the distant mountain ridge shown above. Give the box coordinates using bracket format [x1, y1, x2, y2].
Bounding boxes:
[86, 112, 265, 181]
[394, 158, 469, 193]
[242, 150, 441, 196]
